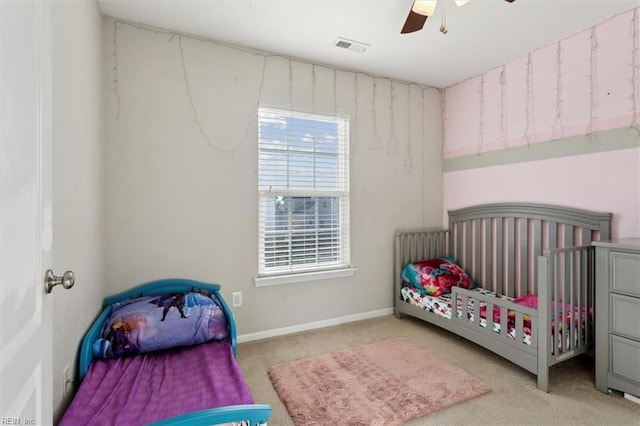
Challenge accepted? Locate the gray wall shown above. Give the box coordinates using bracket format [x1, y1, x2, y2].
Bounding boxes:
[102, 20, 444, 335]
[52, 1, 105, 420]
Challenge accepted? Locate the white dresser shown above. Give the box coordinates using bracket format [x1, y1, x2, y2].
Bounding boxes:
[593, 239, 640, 397]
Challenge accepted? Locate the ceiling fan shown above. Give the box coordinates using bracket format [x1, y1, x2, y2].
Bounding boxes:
[401, 0, 516, 34]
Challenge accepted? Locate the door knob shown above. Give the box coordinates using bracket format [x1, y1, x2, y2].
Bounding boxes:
[44, 269, 75, 293]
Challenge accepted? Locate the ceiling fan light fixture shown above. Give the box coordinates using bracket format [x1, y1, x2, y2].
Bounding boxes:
[401, 0, 515, 35]
[411, 0, 437, 17]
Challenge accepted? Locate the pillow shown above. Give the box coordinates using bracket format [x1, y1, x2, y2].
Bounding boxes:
[92, 292, 229, 359]
[489, 294, 538, 323]
[401, 256, 475, 297]
[512, 294, 538, 309]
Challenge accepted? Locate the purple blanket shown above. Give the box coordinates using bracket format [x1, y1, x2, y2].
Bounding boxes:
[60, 340, 253, 426]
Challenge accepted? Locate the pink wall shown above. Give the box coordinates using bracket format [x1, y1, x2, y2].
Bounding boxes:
[443, 7, 640, 238]
[443, 148, 640, 238]
[444, 8, 639, 157]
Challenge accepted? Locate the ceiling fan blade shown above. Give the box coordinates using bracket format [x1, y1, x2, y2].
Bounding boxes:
[401, 9, 428, 34]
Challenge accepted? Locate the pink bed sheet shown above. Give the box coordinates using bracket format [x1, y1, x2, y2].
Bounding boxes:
[59, 340, 253, 426]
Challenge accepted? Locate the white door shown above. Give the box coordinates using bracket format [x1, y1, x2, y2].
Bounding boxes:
[1, 1, 53, 424]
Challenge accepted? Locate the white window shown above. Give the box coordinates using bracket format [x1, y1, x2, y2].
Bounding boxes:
[258, 106, 350, 278]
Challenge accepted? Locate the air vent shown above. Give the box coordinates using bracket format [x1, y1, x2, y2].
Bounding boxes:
[334, 37, 370, 53]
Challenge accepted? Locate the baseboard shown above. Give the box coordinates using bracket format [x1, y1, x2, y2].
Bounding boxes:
[237, 308, 395, 343]
[624, 393, 640, 405]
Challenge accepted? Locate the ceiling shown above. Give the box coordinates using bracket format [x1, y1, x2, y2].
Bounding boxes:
[97, 0, 640, 89]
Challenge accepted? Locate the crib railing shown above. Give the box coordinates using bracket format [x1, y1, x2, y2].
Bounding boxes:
[395, 229, 449, 269]
[450, 287, 539, 359]
[538, 245, 595, 366]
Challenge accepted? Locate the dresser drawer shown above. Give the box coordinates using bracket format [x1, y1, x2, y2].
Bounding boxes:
[610, 335, 640, 384]
[610, 251, 640, 296]
[611, 294, 640, 340]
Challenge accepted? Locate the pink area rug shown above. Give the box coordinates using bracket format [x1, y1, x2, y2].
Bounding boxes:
[268, 337, 490, 426]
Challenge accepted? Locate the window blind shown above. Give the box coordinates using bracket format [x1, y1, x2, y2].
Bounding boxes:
[258, 107, 350, 276]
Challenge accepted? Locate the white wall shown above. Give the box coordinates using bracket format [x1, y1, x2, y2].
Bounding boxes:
[52, 1, 105, 420]
[103, 20, 443, 335]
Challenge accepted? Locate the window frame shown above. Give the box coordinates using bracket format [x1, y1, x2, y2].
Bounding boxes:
[256, 106, 352, 283]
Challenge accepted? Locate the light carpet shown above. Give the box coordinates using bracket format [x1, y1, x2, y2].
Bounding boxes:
[268, 337, 490, 425]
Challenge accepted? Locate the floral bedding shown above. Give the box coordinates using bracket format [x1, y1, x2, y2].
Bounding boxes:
[400, 286, 533, 343]
[400, 285, 591, 349]
[401, 256, 475, 296]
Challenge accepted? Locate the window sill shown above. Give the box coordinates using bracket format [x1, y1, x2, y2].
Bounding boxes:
[254, 267, 357, 287]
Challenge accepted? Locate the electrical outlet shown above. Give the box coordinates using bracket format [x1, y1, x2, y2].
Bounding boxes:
[63, 365, 74, 395]
[232, 291, 242, 307]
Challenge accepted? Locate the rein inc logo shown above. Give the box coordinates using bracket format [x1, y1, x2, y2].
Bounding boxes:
[1, 418, 35, 425]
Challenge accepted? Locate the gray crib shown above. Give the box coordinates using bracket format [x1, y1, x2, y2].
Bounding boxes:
[394, 203, 612, 392]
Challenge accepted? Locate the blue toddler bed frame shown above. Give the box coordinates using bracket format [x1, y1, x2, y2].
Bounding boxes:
[77, 278, 272, 426]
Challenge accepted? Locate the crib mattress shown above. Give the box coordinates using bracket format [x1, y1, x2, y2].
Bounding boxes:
[400, 286, 533, 345]
[400, 285, 592, 351]
[60, 340, 253, 426]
